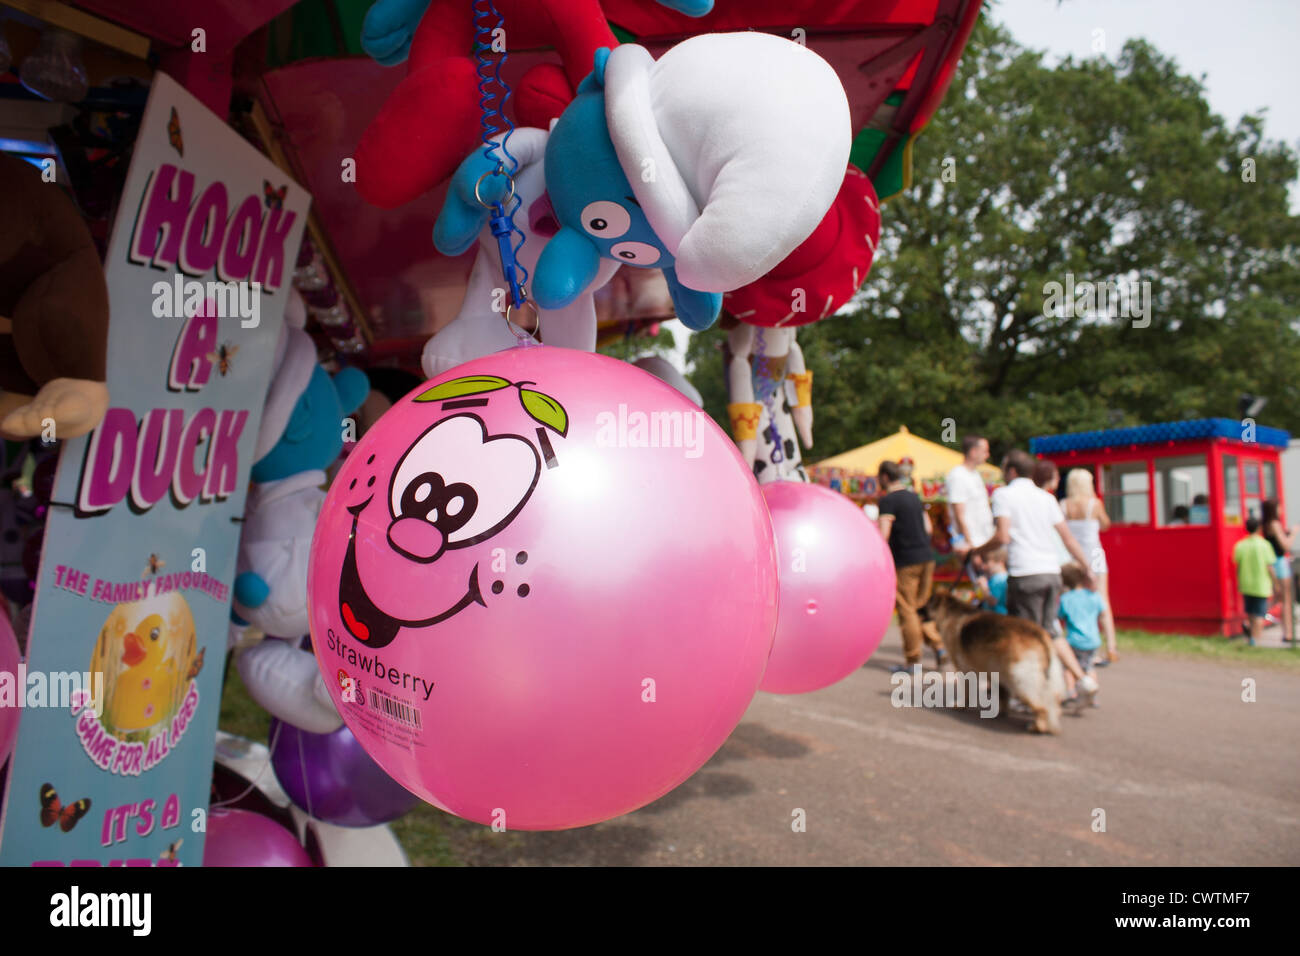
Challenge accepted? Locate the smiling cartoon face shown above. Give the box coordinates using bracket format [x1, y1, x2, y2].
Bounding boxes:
[325, 374, 567, 649]
[534, 62, 721, 330]
[545, 91, 674, 272]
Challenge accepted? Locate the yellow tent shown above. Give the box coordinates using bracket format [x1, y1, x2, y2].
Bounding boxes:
[808, 426, 1002, 485]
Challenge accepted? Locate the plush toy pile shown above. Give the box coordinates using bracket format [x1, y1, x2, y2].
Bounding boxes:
[231, 291, 369, 734]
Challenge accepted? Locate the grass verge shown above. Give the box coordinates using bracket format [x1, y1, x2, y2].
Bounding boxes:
[1115, 629, 1300, 671]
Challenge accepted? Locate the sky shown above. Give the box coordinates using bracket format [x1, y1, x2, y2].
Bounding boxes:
[991, 0, 1300, 154]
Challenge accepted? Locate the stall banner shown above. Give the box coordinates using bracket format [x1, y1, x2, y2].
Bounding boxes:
[0, 72, 310, 866]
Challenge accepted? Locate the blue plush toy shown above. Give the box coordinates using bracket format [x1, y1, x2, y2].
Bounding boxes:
[533, 49, 722, 330]
[232, 323, 369, 630]
[434, 32, 852, 335]
[433, 50, 723, 331]
[230, 312, 369, 734]
[534, 33, 853, 336]
[248, 363, 368, 484]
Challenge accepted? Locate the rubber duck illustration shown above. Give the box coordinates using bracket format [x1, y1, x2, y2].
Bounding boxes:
[108, 613, 177, 732]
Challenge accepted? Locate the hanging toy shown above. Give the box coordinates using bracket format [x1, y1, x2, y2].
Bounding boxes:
[425, 128, 621, 376]
[307, 347, 778, 830]
[725, 323, 813, 482]
[760, 481, 895, 694]
[268, 717, 419, 827]
[533, 33, 851, 330]
[724, 165, 882, 328]
[231, 292, 369, 734]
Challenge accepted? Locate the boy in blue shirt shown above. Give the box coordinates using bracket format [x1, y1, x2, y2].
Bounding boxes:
[1058, 562, 1104, 706]
[978, 547, 1009, 615]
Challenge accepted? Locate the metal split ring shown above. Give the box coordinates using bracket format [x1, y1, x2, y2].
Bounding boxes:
[503, 299, 540, 342]
[474, 167, 516, 208]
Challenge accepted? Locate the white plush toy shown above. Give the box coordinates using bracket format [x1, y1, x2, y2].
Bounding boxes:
[726, 323, 813, 484]
[422, 127, 621, 379]
[231, 290, 368, 734]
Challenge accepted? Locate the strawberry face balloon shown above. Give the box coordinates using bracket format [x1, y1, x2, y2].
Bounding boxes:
[308, 344, 777, 830]
[334, 391, 554, 649]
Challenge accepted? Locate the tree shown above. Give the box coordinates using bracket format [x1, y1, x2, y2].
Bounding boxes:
[688, 17, 1300, 461]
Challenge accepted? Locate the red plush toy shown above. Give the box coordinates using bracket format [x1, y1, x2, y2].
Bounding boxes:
[354, 0, 619, 209]
[721, 165, 882, 328]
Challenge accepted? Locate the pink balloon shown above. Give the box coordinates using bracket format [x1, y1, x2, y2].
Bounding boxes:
[202, 808, 313, 867]
[308, 344, 778, 830]
[760, 481, 896, 694]
[0, 611, 18, 767]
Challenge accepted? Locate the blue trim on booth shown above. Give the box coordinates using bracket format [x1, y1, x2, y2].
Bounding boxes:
[1030, 418, 1291, 455]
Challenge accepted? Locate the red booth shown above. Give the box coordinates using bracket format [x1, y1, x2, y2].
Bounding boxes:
[1031, 418, 1291, 636]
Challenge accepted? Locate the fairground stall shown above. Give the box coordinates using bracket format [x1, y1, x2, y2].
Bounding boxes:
[1031, 418, 1291, 636]
[808, 425, 1001, 576]
[0, 0, 984, 866]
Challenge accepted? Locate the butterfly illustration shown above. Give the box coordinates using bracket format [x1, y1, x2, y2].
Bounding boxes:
[208, 343, 239, 376]
[143, 552, 165, 578]
[263, 180, 288, 209]
[185, 647, 205, 681]
[39, 784, 91, 833]
[160, 839, 183, 861]
[167, 107, 183, 156]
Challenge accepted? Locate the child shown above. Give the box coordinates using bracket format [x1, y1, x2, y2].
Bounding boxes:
[1058, 562, 1104, 706]
[979, 547, 1008, 615]
[1233, 516, 1278, 646]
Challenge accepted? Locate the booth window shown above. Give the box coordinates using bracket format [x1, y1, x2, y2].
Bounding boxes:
[1155, 455, 1209, 526]
[1102, 461, 1150, 524]
[1222, 454, 1241, 526]
[1244, 461, 1261, 521]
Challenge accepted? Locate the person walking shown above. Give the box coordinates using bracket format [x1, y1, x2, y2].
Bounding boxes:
[1261, 499, 1295, 644]
[1033, 460, 1072, 570]
[1063, 467, 1119, 662]
[946, 435, 994, 566]
[1234, 517, 1278, 646]
[971, 449, 1098, 698]
[877, 460, 945, 672]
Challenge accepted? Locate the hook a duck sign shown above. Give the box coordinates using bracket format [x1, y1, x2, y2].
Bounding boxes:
[0, 73, 307, 868]
[308, 344, 779, 830]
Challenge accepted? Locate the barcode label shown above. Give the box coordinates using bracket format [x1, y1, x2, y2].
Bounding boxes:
[368, 688, 422, 729]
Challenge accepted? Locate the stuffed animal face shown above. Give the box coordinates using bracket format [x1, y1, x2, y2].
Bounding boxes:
[534, 49, 722, 331]
[251, 365, 369, 482]
[543, 91, 674, 272]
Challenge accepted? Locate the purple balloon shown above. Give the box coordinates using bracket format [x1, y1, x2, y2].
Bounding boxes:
[269, 718, 418, 827]
[203, 808, 313, 867]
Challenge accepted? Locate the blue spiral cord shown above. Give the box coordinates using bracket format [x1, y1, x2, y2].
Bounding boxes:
[472, 0, 528, 306]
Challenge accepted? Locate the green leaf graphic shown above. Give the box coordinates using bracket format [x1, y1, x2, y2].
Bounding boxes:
[414, 375, 511, 402]
[519, 389, 568, 437]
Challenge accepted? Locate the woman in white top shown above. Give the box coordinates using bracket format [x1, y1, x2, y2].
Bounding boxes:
[1063, 468, 1118, 662]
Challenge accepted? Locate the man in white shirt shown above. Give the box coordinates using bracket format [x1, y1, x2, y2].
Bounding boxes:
[946, 435, 994, 558]
[971, 449, 1098, 696]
